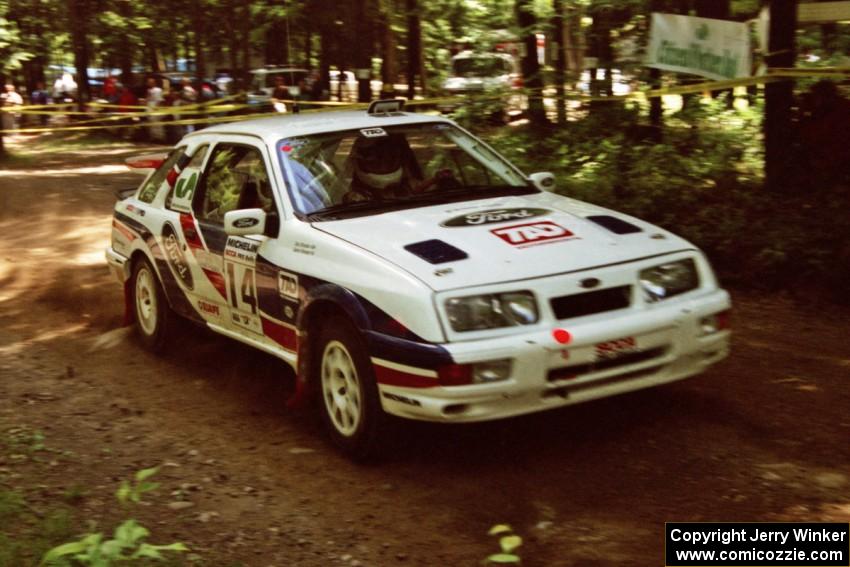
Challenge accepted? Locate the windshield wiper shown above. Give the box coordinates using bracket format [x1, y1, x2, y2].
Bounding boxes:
[305, 186, 537, 221]
[401, 185, 537, 204]
[305, 199, 413, 221]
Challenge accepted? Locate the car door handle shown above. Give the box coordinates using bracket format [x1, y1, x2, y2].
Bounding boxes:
[185, 228, 197, 240]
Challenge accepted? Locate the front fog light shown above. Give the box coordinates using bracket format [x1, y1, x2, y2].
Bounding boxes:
[472, 359, 513, 384]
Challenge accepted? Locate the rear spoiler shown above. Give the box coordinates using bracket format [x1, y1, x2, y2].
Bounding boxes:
[114, 187, 137, 201]
[125, 153, 168, 174]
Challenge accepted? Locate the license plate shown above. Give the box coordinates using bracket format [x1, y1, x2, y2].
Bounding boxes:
[595, 336, 638, 360]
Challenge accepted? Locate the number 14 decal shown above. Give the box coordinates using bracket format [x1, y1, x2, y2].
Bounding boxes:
[226, 262, 257, 314]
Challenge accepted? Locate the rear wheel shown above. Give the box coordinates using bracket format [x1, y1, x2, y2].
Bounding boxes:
[314, 316, 387, 461]
[131, 257, 173, 352]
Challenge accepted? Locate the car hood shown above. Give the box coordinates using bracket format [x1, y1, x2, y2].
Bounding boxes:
[312, 192, 695, 292]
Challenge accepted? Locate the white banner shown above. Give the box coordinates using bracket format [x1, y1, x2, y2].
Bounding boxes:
[646, 13, 752, 80]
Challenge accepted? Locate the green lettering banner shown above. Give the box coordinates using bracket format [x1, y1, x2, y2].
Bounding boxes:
[646, 13, 752, 80]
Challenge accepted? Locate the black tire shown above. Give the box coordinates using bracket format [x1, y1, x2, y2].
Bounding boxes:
[312, 316, 388, 461]
[130, 257, 174, 353]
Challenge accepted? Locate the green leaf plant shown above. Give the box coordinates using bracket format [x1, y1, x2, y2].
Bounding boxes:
[40, 468, 188, 566]
[485, 524, 523, 565]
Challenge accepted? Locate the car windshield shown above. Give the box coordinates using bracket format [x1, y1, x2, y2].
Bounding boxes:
[276, 123, 534, 220]
[452, 57, 510, 77]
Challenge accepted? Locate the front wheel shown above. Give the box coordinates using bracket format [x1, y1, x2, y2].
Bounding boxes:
[314, 317, 387, 461]
[131, 257, 173, 352]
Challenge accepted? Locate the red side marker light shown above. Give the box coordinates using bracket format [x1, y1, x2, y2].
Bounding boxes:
[552, 328, 572, 345]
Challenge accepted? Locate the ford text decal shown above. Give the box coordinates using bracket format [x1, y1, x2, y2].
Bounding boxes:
[442, 208, 551, 227]
[162, 222, 194, 289]
[233, 217, 259, 229]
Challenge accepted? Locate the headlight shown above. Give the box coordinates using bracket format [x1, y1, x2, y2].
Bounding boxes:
[445, 291, 538, 332]
[639, 259, 699, 302]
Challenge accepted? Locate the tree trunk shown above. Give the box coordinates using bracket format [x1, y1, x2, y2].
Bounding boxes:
[149, 46, 163, 73]
[319, 25, 331, 99]
[379, 2, 398, 98]
[406, 0, 422, 98]
[304, 24, 312, 68]
[820, 23, 837, 51]
[516, 0, 546, 125]
[192, 9, 206, 79]
[552, 0, 566, 124]
[648, 0, 665, 134]
[226, 1, 240, 89]
[764, 0, 797, 192]
[68, 0, 92, 109]
[565, 4, 583, 76]
[353, 0, 374, 102]
[240, 2, 252, 81]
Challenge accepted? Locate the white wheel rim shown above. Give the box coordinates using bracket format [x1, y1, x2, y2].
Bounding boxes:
[135, 266, 158, 336]
[321, 340, 362, 437]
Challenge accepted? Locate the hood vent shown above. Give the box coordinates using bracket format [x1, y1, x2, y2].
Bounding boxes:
[587, 215, 642, 235]
[404, 239, 468, 264]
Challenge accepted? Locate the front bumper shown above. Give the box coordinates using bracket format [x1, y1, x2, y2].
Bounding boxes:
[376, 289, 730, 422]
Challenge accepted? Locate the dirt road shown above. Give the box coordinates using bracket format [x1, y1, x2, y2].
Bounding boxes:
[1, 135, 849, 566]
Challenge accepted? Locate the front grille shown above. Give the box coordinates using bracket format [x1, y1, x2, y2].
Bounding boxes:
[544, 364, 666, 398]
[548, 346, 669, 382]
[550, 285, 631, 320]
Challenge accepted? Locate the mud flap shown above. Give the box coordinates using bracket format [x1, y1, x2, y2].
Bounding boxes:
[122, 278, 134, 327]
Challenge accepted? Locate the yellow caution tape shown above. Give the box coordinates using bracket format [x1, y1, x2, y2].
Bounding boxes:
[2, 67, 846, 135]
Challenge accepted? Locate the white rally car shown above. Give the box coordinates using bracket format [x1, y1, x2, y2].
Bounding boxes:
[107, 100, 730, 459]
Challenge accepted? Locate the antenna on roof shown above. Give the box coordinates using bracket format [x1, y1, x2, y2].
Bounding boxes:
[367, 99, 405, 115]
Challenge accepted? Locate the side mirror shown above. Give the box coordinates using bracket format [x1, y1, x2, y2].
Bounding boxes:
[224, 209, 267, 236]
[529, 172, 556, 192]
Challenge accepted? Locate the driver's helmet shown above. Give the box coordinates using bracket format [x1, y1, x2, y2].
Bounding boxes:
[352, 135, 404, 190]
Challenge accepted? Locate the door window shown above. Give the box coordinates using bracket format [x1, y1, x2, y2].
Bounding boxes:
[194, 144, 276, 223]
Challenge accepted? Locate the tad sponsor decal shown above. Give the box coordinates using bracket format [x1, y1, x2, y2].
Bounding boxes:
[491, 221, 576, 248]
[278, 271, 299, 300]
[442, 208, 550, 227]
[162, 222, 194, 289]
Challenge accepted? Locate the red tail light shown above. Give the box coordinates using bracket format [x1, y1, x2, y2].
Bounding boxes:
[716, 309, 732, 330]
[513, 76, 524, 88]
[437, 363, 473, 386]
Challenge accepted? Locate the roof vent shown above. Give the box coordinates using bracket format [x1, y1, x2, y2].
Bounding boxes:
[587, 215, 642, 235]
[368, 99, 405, 114]
[404, 240, 468, 264]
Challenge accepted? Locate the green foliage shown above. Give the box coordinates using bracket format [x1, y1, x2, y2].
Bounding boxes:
[0, 0, 33, 75]
[485, 524, 523, 565]
[485, 96, 850, 298]
[42, 468, 189, 567]
[40, 520, 188, 567]
[0, 489, 25, 524]
[115, 467, 160, 506]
